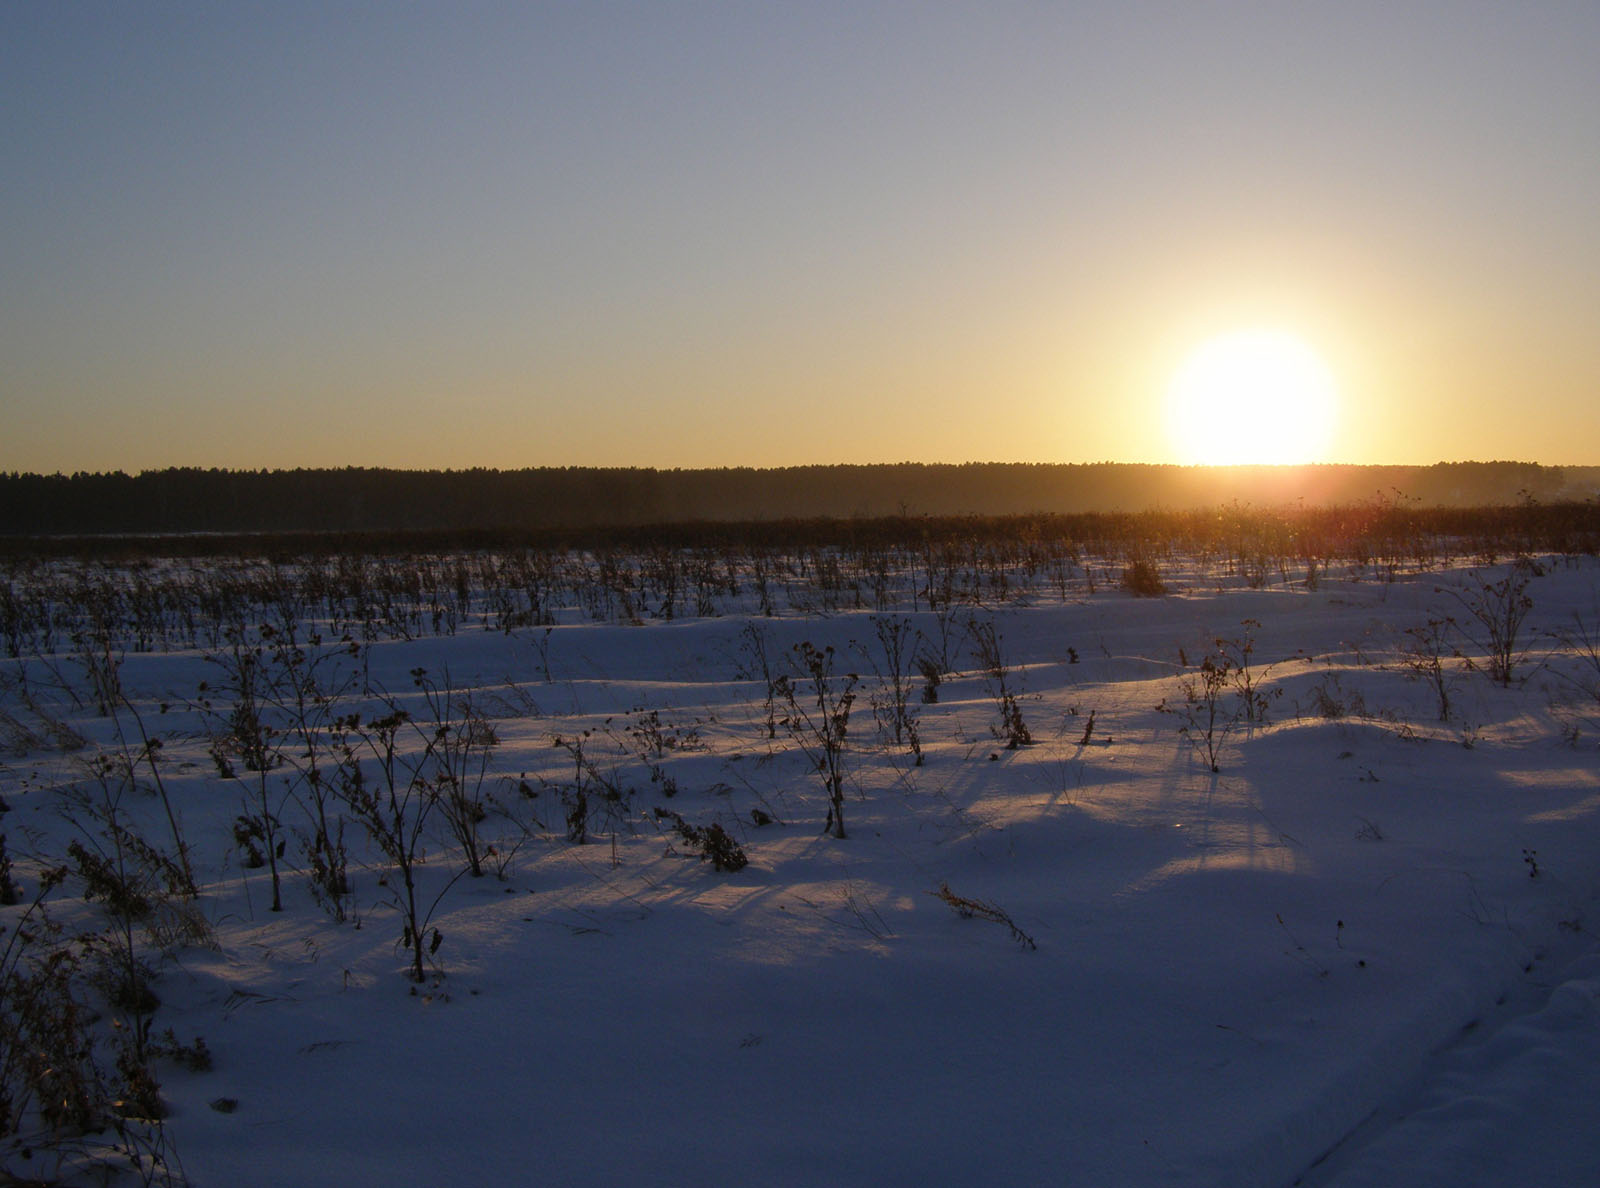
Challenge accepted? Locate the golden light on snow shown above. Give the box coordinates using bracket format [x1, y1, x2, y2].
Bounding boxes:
[1165, 329, 1339, 466]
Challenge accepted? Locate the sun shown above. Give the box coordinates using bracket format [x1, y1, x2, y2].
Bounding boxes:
[1165, 329, 1339, 465]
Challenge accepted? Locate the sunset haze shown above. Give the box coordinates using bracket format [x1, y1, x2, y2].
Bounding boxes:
[4, 2, 1597, 473]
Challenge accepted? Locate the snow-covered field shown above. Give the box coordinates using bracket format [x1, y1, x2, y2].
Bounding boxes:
[4, 547, 1600, 1186]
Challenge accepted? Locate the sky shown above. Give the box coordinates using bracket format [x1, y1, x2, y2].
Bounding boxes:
[3, 1, 1598, 473]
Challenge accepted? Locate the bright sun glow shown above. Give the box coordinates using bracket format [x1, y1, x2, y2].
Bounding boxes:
[1166, 329, 1339, 465]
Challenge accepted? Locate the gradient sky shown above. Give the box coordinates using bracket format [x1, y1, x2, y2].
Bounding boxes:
[4, 2, 1598, 473]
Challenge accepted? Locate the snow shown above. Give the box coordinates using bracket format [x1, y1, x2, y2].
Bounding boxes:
[1303, 952, 1600, 1185]
[4, 550, 1600, 1185]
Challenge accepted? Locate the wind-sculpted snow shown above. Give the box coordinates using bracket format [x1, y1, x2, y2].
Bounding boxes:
[2, 551, 1599, 1185]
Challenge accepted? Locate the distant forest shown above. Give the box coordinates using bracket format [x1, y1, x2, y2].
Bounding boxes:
[3, 462, 1596, 538]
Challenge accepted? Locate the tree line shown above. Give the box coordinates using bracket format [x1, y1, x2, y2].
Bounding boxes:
[2, 461, 1592, 538]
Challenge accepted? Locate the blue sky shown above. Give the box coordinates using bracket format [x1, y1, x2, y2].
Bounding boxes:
[4, 2, 1598, 471]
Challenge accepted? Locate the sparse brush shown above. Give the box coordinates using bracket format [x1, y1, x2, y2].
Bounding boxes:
[66, 755, 208, 958]
[1078, 710, 1097, 747]
[776, 642, 857, 839]
[0, 704, 86, 759]
[70, 617, 124, 717]
[333, 683, 464, 984]
[1550, 608, 1600, 707]
[966, 616, 1031, 748]
[653, 808, 748, 873]
[550, 729, 634, 845]
[1218, 620, 1281, 725]
[1400, 617, 1458, 721]
[34, 774, 194, 1179]
[738, 621, 781, 740]
[1438, 564, 1537, 686]
[0, 797, 16, 908]
[418, 672, 497, 879]
[264, 630, 362, 919]
[2, 870, 102, 1150]
[201, 625, 292, 911]
[1159, 651, 1241, 773]
[859, 616, 923, 763]
[1120, 559, 1166, 597]
[930, 883, 1036, 951]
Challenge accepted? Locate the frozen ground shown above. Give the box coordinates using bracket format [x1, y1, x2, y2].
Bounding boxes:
[3, 551, 1599, 1185]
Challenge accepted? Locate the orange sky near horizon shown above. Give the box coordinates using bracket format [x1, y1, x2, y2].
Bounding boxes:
[3, 4, 1597, 474]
